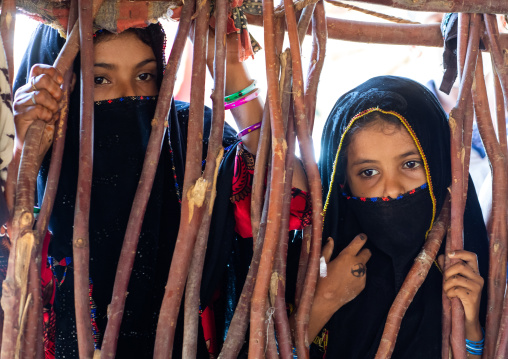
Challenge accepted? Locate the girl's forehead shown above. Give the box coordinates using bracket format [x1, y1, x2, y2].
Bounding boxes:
[94, 32, 155, 61]
[347, 123, 419, 160]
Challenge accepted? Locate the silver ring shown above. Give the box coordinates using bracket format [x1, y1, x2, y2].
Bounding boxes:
[30, 76, 37, 91]
[31, 92, 37, 105]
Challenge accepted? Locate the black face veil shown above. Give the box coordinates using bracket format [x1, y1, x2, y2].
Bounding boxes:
[316, 76, 489, 359]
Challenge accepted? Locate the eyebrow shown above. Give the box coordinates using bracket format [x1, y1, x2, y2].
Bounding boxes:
[350, 150, 421, 167]
[135, 58, 157, 69]
[94, 58, 157, 70]
[397, 150, 421, 159]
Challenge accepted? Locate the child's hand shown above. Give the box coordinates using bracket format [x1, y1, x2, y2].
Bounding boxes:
[13, 64, 63, 153]
[439, 250, 484, 337]
[308, 234, 371, 341]
[316, 234, 371, 312]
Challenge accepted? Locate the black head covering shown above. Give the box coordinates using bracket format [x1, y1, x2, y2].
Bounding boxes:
[14, 24, 236, 358]
[316, 76, 489, 359]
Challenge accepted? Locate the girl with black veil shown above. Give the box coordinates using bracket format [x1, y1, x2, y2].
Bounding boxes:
[309, 76, 489, 358]
[11, 22, 277, 358]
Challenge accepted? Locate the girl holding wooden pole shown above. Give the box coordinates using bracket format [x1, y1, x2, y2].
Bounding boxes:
[310, 76, 489, 358]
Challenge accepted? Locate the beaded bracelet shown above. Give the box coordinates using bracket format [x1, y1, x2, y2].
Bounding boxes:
[465, 328, 485, 356]
[237, 121, 261, 139]
[224, 80, 257, 103]
[225, 90, 260, 111]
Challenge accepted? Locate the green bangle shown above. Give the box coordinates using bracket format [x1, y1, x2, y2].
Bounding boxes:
[225, 80, 257, 103]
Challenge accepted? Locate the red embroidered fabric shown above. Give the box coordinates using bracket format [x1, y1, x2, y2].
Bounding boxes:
[231, 143, 312, 238]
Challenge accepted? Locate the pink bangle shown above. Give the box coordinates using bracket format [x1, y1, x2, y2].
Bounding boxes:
[224, 90, 260, 110]
[237, 122, 261, 139]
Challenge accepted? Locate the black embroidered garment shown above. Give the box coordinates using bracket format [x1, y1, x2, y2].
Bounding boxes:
[14, 24, 237, 358]
[315, 76, 489, 359]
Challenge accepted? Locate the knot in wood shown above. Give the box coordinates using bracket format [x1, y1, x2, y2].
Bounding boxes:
[74, 237, 87, 248]
[20, 210, 34, 228]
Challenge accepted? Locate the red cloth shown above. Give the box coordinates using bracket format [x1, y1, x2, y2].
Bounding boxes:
[231, 143, 311, 238]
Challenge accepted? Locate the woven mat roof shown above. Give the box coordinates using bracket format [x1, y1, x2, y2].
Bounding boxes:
[17, 0, 178, 33]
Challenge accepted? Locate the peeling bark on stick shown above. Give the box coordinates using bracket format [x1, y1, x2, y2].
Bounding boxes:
[248, 0, 288, 352]
[375, 197, 450, 359]
[1, 119, 44, 359]
[251, 13, 285, 243]
[22, 259, 43, 359]
[265, 297, 279, 359]
[471, 56, 508, 359]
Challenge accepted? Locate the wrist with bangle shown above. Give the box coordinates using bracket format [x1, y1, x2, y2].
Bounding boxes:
[224, 79, 259, 110]
[465, 328, 485, 356]
[226, 79, 262, 139]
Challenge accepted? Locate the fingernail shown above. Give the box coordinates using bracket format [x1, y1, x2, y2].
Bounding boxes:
[448, 251, 455, 257]
[360, 234, 366, 240]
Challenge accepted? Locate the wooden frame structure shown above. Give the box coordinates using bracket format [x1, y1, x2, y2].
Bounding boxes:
[0, 0, 507, 358]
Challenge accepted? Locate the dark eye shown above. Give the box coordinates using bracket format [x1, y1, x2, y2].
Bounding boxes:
[137, 73, 153, 81]
[403, 161, 421, 169]
[360, 169, 379, 177]
[94, 76, 110, 85]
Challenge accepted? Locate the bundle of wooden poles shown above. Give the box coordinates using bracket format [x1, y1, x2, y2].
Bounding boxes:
[0, 0, 507, 358]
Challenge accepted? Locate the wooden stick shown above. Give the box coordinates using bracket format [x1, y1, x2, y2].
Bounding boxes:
[24, 2, 78, 353]
[1, 120, 43, 359]
[272, 59, 295, 359]
[445, 13, 481, 359]
[295, 225, 311, 309]
[441, 226, 452, 359]
[100, 2, 195, 358]
[251, 102, 271, 243]
[471, 54, 508, 359]
[375, 197, 450, 358]
[297, 3, 315, 45]
[304, 0, 326, 131]
[485, 15, 508, 107]
[182, 1, 212, 358]
[248, 0, 288, 351]
[155, 1, 223, 357]
[248, 14, 508, 50]
[251, 10, 286, 243]
[283, 1, 324, 358]
[218, 172, 272, 359]
[72, 0, 95, 356]
[266, 298, 279, 359]
[492, 60, 507, 155]
[350, 0, 508, 13]
[0, 0, 15, 95]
